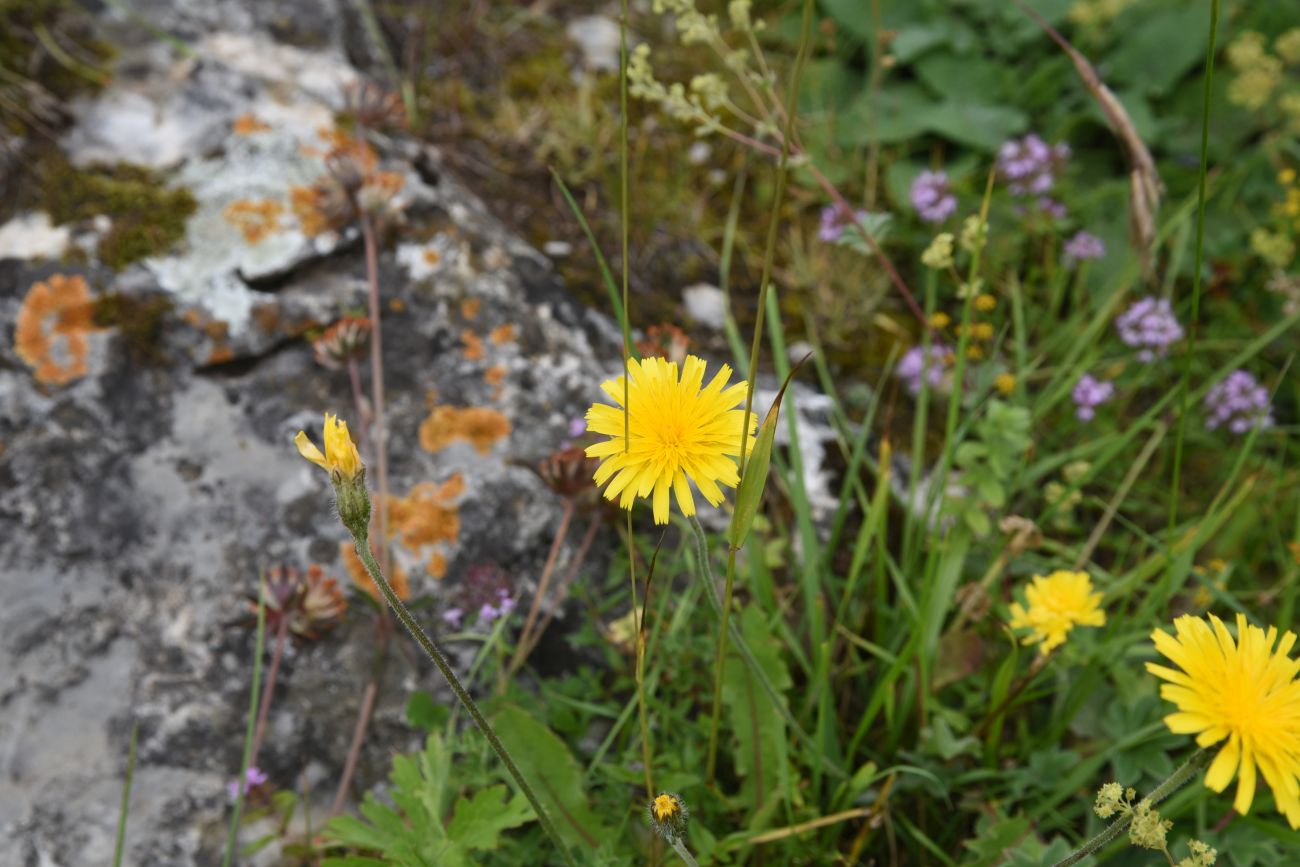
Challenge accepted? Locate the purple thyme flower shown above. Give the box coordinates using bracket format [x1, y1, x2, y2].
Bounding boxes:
[1071, 374, 1115, 421]
[819, 204, 869, 242]
[478, 588, 516, 625]
[1037, 197, 1067, 220]
[1064, 231, 1106, 267]
[910, 170, 958, 223]
[997, 133, 1069, 196]
[442, 606, 464, 629]
[568, 417, 587, 438]
[1205, 370, 1273, 434]
[898, 343, 950, 396]
[1115, 297, 1183, 362]
[227, 766, 268, 801]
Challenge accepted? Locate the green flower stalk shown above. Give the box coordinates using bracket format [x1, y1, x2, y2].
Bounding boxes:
[294, 416, 579, 867]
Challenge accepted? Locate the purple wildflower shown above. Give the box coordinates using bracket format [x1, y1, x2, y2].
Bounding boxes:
[898, 343, 950, 396]
[819, 204, 868, 243]
[1071, 374, 1115, 421]
[910, 170, 958, 223]
[1036, 197, 1067, 220]
[997, 134, 1069, 196]
[1205, 370, 1273, 434]
[568, 417, 587, 438]
[1063, 231, 1106, 267]
[227, 766, 268, 801]
[478, 588, 516, 625]
[1115, 297, 1183, 362]
[442, 606, 464, 629]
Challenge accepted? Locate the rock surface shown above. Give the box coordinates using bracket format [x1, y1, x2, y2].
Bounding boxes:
[0, 5, 843, 865]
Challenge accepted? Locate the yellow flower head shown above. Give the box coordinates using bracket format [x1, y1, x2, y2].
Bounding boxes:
[648, 792, 689, 840]
[994, 372, 1016, 395]
[295, 413, 363, 481]
[652, 793, 680, 822]
[1147, 613, 1300, 828]
[1007, 570, 1105, 654]
[585, 355, 756, 525]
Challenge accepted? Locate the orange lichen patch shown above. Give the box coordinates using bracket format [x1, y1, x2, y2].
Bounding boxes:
[461, 330, 485, 361]
[461, 298, 481, 320]
[251, 303, 281, 334]
[206, 344, 234, 365]
[15, 274, 102, 386]
[484, 364, 506, 388]
[385, 474, 464, 550]
[423, 249, 442, 267]
[233, 113, 271, 135]
[223, 198, 285, 244]
[389, 298, 406, 312]
[289, 185, 331, 237]
[418, 405, 512, 455]
[489, 323, 516, 345]
[340, 540, 410, 601]
[364, 170, 406, 199]
[427, 551, 448, 580]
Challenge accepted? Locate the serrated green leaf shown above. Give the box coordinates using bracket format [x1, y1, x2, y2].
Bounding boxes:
[405, 690, 448, 733]
[445, 785, 534, 852]
[721, 606, 792, 822]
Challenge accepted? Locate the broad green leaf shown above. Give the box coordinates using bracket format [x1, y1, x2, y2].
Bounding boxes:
[492, 704, 609, 852]
[1103, 2, 1210, 97]
[728, 356, 807, 550]
[405, 690, 448, 733]
[721, 606, 792, 823]
[836, 84, 937, 147]
[924, 101, 1028, 152]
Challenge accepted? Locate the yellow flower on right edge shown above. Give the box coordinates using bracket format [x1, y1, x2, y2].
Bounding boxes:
[1007, 570, 1105, 654]
[1148, 613, 1300, 829]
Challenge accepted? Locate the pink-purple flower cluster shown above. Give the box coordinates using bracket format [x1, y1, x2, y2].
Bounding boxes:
[819, 204, 869, 242]
[997, 133, 1070, 196]
[1204, 370, 1273, 434]
[909, 170, 958, 223]
[227, 765, 269, 800]
[1071, 374, 1114, 421]
[898, 343, 949, 396]
[1063, 231, 1105, 266]
[478, 587, 517, 624]
[1115, 296, 1183, 361]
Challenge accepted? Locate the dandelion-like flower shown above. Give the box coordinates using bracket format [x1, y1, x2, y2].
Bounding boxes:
[1007, 570, 1105, 654]
[1147, 613, 1300, 828]
[585, 355, 755, 525]
[648, 792, 689, 841]
[295, 413, 363, 482]
[312, 316, 372, 370]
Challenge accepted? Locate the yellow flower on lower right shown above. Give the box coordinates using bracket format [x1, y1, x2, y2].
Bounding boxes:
[1147, 613, 1300, 829]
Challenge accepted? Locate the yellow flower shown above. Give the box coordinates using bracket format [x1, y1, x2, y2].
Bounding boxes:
[994, 372, 1016, 395]
[295, 413, 363, 480]
[974, 293, 997, 312]
[1007, 570, 1105, 654]
[1147, 613, 1300, 828]
[928, 311, 952, 329]
[652, 793, 680, 822]
[585, 355, 756, 525]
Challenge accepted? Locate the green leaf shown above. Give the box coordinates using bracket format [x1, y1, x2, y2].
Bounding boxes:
[1103, 2, 1210, 97]
[405, 691, 449, 733]
[924, 101, 1028, 152]
[727, 355, 807, 550]
[445, 785, 534, 852]
[836, 84, 938, 147]
[491, 704, 609, 852]
[721, 606, 792, 822]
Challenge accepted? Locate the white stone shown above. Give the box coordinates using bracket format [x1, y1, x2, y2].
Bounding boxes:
[0, 213, 70, 260]
[566, 15, 622, 72]
[682, 283, 727, 330]
[543, 240, 573, 257]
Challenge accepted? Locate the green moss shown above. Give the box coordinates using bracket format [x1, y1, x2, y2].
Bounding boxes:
[92, 292, 174, 366]
[40, 158, 197, 270]
[0, 0, 112, 131]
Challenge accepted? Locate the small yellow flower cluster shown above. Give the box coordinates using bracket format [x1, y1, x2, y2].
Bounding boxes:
[1007, 570, 1105, 655]
[1226, 30, 1300, 125]
[921, 233, 955, 270]
[1067, 0, 1137, 27]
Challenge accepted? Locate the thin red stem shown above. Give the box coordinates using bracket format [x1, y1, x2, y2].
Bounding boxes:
[361, 216, 390, 574]
[509, 498, 575, 675]
[249, 614, 289, 768]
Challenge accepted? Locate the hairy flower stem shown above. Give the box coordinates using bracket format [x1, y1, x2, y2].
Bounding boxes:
[248, 614, 290, 768]
[360, 215, 390, 576]
[1051, 750, 1210, 867]
[688, 516, 845, 780]
[349, 529, 580, 867]
[705, 0, 815, 788]
[669, 837, 701, 867]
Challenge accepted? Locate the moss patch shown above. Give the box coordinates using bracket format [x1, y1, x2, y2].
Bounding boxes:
[92, 292, 174, 366]
[41, 158, 197, 270]
[0, 0, 112, 135]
